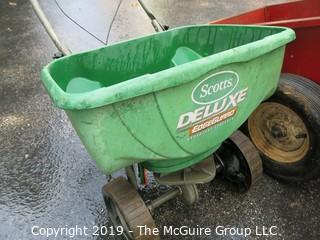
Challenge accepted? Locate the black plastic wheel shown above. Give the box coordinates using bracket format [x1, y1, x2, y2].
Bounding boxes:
[245, 73, 320, 182]
[216, 130, 263, 192]
[102, 177, 159, 240]
[180, 184, 199, 205]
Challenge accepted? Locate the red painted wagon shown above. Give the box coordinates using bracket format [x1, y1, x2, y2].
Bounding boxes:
[210, 0, 320, 181]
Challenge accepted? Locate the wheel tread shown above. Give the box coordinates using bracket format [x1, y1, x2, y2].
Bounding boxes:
[229, 131, 263, 186]
[103, 177, 159, 240]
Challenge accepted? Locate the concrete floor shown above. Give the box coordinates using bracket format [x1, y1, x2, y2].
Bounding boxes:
[0, 0, 319, 239]
[145, 0, 293, 27]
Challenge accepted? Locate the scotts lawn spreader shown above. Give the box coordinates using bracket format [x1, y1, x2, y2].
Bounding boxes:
[31, 0, 295, 239]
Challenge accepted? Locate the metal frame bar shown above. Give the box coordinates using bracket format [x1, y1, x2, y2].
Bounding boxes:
[147, 187, 181, 213]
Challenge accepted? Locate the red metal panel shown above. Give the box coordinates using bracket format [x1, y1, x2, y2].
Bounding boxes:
[266, 0, 320, 22]
[263, 17, 320, 28]
[282, 26, 320, 84]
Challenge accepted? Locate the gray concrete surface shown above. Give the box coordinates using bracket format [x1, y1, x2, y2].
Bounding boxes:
[145, 0, 294, 27]
[35, 0, 154, 52]
[0, 0, 319, 240]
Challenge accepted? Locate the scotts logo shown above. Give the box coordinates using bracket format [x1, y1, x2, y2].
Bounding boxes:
[177, 71, 248, 136]
[191, 71, 239, 105]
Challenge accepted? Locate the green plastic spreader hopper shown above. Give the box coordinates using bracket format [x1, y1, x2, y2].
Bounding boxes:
[41, 25, 295, 175]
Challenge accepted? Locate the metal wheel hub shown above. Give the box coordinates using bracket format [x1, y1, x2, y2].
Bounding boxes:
[248, 102, 310, 163]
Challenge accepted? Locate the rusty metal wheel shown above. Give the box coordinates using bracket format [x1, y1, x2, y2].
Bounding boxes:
[246, 73, 320, 181]
[102, 177, 159, 240]
[216, 130, 263, 192]
[248, 102, 310, 163]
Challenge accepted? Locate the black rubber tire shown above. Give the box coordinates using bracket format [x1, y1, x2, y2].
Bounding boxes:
[216, 130, 263, 192]
[244, 73, 320, 182]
